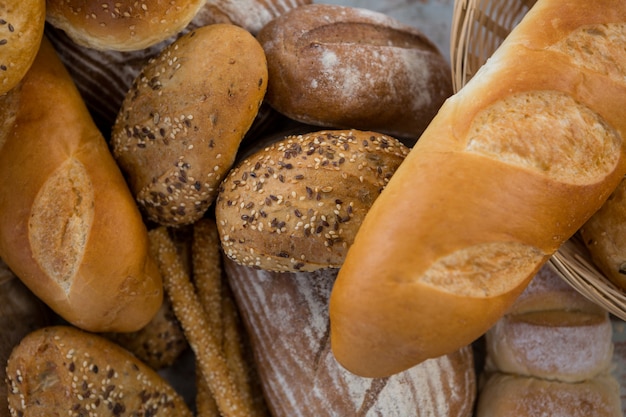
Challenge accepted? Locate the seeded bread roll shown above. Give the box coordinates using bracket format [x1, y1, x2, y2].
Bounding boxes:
[0, 37, 163, 333]
[215, 129, 409, 272]
[45, 0, 206, 51]
[329, 0, 626, 377]
[0, 0, 45, 95]
[475, 372, 622, 417]
[257, 4, 452, 144]
[223, 258, 476, 417]
[111, 23, 268, 227]
[580, 176, 626, 290]
[6, 325, 194, 417]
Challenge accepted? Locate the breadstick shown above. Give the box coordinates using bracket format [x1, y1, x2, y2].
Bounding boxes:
[148, 227, 254, 417]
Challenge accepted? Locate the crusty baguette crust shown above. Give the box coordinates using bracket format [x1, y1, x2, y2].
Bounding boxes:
[330, 0, 626, 377]
[0, 37, 163, 333]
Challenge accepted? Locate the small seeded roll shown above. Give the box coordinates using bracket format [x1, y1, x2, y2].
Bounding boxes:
[45, 0, 206, 51]
[111, 23, 268, 227]
[6, 325, 194, 417]
[0, 0, 46, 95]
[257, 3, 453, 144]
[215, 129, 409, 272]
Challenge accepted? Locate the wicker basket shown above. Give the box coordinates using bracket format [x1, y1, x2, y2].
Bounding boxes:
[450, 0, 626, 320]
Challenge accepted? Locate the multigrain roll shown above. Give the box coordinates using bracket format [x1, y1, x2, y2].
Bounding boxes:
[111, 23, 268, 227]
[6, 325, 194, 417]
[215, 129, 410, 272]
[257, 4, 453, 144]
[0, 0, 46, 95]
[329, 0, 626, 377]
[0, 37, 163, 333]
[45, 0, 206, 51]
[223, 258, 476, 417]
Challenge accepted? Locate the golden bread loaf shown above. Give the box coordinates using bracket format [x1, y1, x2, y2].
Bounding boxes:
[6, 325, 194, 417]
[0, 0, 45, 95]
[215, 129, 409, 272]
[257, 3, 452, 144]
[111, 23, 268, 227]
[223, 258, 477, 417]
[0, 37, 163, 333]
[329, 0, 626, 377]
[45, 0, 206, 51]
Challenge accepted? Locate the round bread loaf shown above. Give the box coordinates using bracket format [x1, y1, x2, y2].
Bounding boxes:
[111, 23, 268, 227]
[215, 129, 409, 272]
[6, 325, 194, 417]
[0, 259, 49, 417]
[0, 0, 45, 95]
[257, 3, 453, 144]
[45, 0, 206, 51]
[223, 258, 476, 417]
[484, 264, 615, 383]
[475, 372, 622, 417]
[580, 176, 626, 290]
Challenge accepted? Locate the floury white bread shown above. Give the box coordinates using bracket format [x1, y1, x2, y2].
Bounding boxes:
[330, 0, 626, 377]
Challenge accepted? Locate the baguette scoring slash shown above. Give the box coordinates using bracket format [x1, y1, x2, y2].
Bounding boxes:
[329, 0, 626, 378]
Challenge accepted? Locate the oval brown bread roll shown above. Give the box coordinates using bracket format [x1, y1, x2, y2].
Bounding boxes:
[111, 23, 268, 227]
[257, 3, 452, 144]
[580, 176, 626, 291]
[45, 0, 206, 51]
[223, 258, 476, 417]
[6, 325, 194, 417]
[215, 129, 409, 272]
[0, 37, 163, 333]
[329, 0, 626, 377]
[0, 0, 45, 95]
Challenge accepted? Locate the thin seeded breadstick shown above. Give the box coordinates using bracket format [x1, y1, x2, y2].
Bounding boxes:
[148, 227, 254, 417]
[195, 370, 220, 417]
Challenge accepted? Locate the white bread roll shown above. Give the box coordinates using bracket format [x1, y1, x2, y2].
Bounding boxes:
[223, 258, 476, 417]
[329, 0, 626, 377]
[475, 372, 622, 417]
[0, 37, 163, 333]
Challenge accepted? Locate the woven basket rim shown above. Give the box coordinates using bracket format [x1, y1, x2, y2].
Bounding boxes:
[450, 0, 626, 320]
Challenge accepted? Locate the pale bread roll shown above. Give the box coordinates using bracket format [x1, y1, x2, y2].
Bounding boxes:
[475, 372, 622, 417]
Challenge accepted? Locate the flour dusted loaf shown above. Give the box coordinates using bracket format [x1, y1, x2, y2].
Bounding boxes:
[257, 3, 452, 144]
[6, 325, 194, 417]
[485, 266, 614, 383]
[111, 23, 267, 227]
[329, 0, 626, 377]
[223, 258, 476, 417]
[475, 372, 622, 417]
[0, 0, 45, 95]
[0, 37, 163, 333]
[45, 0, 206, 51]
[215, 129, 409, 272]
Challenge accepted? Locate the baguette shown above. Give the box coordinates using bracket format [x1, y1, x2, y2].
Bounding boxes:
[0, 37, 163, 333]
[329, 0, 626, 377]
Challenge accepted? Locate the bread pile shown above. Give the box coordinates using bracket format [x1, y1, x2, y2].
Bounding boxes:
[475, 265, 622, 416]
[1, 0, 625, 415]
